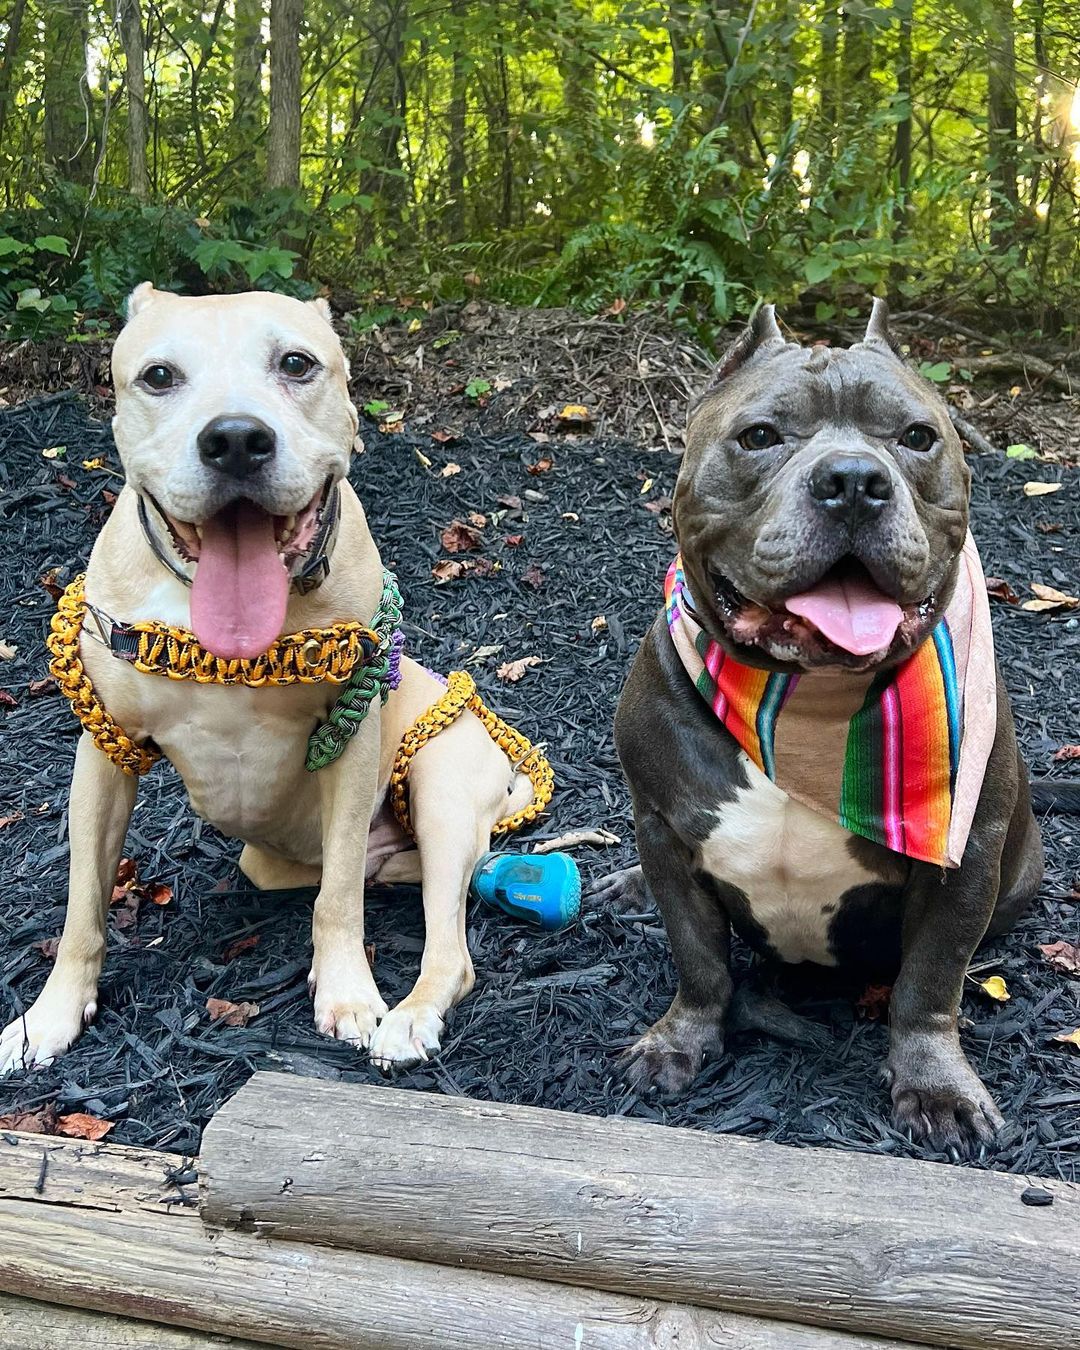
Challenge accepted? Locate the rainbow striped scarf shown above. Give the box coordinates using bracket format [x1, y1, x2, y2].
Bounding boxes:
[664, 534, 996, 867]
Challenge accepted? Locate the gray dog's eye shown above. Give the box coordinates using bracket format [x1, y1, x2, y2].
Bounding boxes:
[280, 351, 316, 379]
[899, 423, 936, 452]
[737, 423, 781, 451]
[139, 363, 175, 392]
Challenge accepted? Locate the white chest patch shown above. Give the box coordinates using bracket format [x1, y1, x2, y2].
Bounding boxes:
[697, 753, 881, 966]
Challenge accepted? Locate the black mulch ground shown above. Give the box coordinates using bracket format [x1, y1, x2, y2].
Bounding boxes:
[1, 392, 1078, 1177]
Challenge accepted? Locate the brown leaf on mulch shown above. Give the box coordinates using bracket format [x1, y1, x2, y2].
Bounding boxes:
[504, 533, 524, 547]
[432, 559, 469, 583]
[148, 882, 173, 907]
[644, 495, 673, 516]
[440, 518, 484, 552]
[1039, 941, 1080, 976]
[527, 455, 554, 475]
[522, 563, 545, 590]
[985, 577, 1020, 604]
[0, 811, 24, 830]
[855, 984, 892, 1020]
[223, 934, 260, 962]
[39, 567, 63, 600]
[0, 690, 17, 710]
[207, 998, 260, 1027]
[35, 937, 59, 960]
[1053, 745, 1080, 761]
[56, 1112, 114, 1142]
[496, 655, 541, 683]
[0, 1104, 58, 1134]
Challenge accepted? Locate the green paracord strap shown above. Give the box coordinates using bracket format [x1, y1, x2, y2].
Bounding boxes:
[305, 569, 403, 772]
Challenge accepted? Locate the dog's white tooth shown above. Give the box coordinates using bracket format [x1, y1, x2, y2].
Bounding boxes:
[193, 525, 202, 541]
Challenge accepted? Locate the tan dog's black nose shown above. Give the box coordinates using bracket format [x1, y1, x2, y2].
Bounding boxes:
[198, 415, 276, 479]
[808, 453, 892, 522]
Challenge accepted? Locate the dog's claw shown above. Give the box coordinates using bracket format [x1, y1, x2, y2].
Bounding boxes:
[369, 1001, 444, 1069]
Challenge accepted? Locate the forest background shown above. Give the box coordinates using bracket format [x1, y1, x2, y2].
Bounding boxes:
[0, 1, 1078, 346]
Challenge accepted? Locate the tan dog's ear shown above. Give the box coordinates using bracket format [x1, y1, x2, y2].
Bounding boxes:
[125, 281, 159, 321]
[307, 296, 334, 326]
[861, 296, 904, 359]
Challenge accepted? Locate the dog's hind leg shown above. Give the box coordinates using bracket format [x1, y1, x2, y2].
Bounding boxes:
[0, 734, 137, 1073]
[239, 843, 321, 891]
[369, 719, 517, 1069]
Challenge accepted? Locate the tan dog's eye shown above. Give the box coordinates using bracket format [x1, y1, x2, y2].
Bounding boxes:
[139, 363, 176, 392]
[280, 351, 316, 379]
[737, 423, 781, 451]
[899, 423, 936, 452]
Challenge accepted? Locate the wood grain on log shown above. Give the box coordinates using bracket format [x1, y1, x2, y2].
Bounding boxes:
[201, 1073, 1080, 1350]
[0, 1130, 908, 1349]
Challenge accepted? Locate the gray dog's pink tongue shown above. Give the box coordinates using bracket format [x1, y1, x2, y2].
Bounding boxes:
[190, 500, 289, 659]
[785, 572, 904, 656]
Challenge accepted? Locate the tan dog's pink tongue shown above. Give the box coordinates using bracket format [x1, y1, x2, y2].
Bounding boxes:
[190, 500, 288, 659]
[785, 572, 904, 656]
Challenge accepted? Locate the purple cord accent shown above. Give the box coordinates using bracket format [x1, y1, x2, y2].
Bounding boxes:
[387, 628, 405, 690]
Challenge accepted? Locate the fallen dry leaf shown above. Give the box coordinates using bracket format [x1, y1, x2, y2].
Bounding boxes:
[0, 690, 17, 709]
[1052, 1028, 1080, 1048]
[82, 457, 105, 470]
[985, 577, 1020, 604]
[591, 615, 608, 633]
[504, 532, 524, 547]
[1022, 583, 1079, 613]
[1053, 746, 1080, 761]
[35, 937, 59, 960]
[149, 882, 173, 907]
[527, 456, 554, 475]
[440, 461, 461, 477]
[496, 655, 542, 683]
[432, 559, 469, 583]
[1022, 481, 1062, 497]
[39, 568, 63, 599]
[0, 640, 17, 659]
[440, 519, 484, 553]
[56, 1112, 114, 1142]
[644, 495, 673, 516]
[522, 563, 545, 590]
[467, 511, 487, 529]
[496, 493, 523, 513]
[978, 974, 1010, 1002]
[27, 677, 55, 697]
[605, 297, 628, 316]
[223, 934, 260, 962]
[465, 643, 503, 665]
[207, 997, 260, 1027]
[1040, 941, 1080, 976]
[0, 811, 23, 830]
[0, 1105, 57, 1134]
[1037, 521, 1063, 534]
[855, 984, 892, 1021]
[558, 404, 591, 425]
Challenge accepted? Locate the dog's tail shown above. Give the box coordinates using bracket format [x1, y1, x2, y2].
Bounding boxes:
[1030, 779, 1080, 814]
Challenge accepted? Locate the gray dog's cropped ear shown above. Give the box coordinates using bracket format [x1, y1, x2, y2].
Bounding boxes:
[713, 304, 787, 382]
[862, 297, 904, 359]
[125, 281, 158, 321]
[307, 296, 334, 326]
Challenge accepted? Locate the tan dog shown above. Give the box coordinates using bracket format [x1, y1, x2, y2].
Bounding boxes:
[0, 287, 537, 1074]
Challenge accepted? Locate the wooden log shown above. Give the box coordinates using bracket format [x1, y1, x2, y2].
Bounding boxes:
[0, 1292, 265, 1348]
[201, 1073, 1080, 1350]
[0, 1131, 908, 1350]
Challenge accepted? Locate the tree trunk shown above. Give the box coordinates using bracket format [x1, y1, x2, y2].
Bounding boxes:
[446, 0, 467, 241]
[357, 0, 409, 249]
[817, 0, 839, 160]
[986, 0, 1018, 240]
[267, 0, 302, 190]
[892, 0, 913, 227]
[233, 0, 265, 148]
[118, 0, 150, 199]
[0, 0, 28, 159]
[43, 0, 91, 184]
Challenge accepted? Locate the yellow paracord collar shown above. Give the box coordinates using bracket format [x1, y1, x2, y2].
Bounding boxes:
[47, 577, 554, 837]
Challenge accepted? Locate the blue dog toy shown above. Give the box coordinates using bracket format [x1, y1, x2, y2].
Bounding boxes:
[470, 851, 581, 931]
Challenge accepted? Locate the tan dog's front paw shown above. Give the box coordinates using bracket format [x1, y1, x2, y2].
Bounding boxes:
[369, 1000, 445, 1070]
[309, 966, 388, 1047]
[0, 988, 97, 1074]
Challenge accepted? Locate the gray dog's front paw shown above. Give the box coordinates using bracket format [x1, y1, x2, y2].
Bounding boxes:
[619, 1003, 726, 1097]
[886, 1032, 1005, 1153]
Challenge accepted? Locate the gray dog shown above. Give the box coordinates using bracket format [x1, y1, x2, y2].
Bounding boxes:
[602, 301, 1077, 1152]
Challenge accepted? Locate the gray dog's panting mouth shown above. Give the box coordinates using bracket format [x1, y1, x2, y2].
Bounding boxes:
[710, 557, 937, 669]
[148, 486, 328, 660]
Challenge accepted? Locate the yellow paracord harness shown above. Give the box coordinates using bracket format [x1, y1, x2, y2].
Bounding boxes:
[47, 576, 553, 837]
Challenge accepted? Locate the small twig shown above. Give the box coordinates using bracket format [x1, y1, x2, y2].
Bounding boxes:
[948, 408, 996, 456]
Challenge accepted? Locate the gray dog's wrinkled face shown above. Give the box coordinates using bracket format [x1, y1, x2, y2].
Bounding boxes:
[674, 302, 970, 672]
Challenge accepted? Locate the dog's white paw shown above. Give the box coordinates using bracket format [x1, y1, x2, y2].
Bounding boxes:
[309, 967, 388, 1048]
[0, 992, 96, 1074]
[369, 1001, 445, 1070]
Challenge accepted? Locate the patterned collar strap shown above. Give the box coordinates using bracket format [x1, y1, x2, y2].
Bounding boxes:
[663, 533, 997, 868]
[138, 478, 341, 596]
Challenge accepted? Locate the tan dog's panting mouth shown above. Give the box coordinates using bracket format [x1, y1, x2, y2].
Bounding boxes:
[147, 486, 329, 661]
[709, 558, 938, 671]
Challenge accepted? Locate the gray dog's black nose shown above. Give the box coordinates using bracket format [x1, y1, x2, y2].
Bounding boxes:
[808, 453, 893, 520]
[197, 415, 276, 479]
